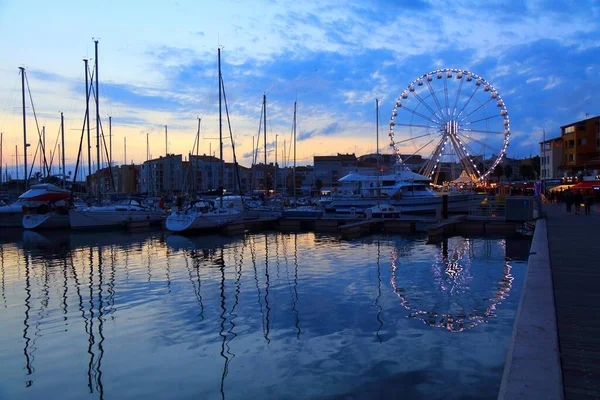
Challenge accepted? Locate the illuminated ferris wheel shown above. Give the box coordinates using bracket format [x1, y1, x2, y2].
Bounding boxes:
[388, 68, 510, 184]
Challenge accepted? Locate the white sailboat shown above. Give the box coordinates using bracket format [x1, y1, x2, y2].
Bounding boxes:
[165, 199, 242, 232]
[165, 48, 243, 232]
[69, 198, 165, 229]
[281, 101, 323, 219]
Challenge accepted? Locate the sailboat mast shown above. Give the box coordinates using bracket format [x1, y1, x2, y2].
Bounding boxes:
[165, 125, 168, 156]
[109, 116, 112, 169]
[293, 101, 297, 204]
[61, 112, 65, 187]
[376, 98, 379, 155]
[124, 137, 126, 165]
[94, 39, 100, 174]
[218, 48, 223, 207]
[19, 67, 27, 190]
[263, 94, 267, 193]
[275, 134, 278, 195]
[84, 59, 91, 178]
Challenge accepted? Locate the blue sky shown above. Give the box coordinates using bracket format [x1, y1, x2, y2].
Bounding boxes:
[0, 0, 599, 179]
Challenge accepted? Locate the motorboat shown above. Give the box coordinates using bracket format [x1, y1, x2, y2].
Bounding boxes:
[0, 183, 71, 229]
[329, 168, 474, 214]
[21, 184, 71, 230]
[69, 198, 166, 229]
[365, 204, 401, 219]
[165, 199, 243, 232]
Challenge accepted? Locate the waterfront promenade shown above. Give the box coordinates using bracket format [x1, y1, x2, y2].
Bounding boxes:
[546, 203, 600, 399]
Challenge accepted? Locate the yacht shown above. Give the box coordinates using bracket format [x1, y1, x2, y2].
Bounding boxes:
[69, 198, 165, 229]
[0, 184, 71, 228]
[165, 199, 243, 232]
[330, 168, 473, 214]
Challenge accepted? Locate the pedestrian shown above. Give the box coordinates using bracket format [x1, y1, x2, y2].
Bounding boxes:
[158, 196, 165, 210]
[565, 190, 573, 215]
[584, 189, 594, 215]
[574, 190, 584, 215]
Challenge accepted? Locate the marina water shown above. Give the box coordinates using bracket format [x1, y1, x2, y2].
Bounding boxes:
[0, 230, 528, 399]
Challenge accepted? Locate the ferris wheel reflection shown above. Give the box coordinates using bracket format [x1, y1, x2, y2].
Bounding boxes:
[390, 236, 514, 332]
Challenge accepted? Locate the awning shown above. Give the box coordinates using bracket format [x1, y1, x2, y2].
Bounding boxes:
[570, 181, 600, 190]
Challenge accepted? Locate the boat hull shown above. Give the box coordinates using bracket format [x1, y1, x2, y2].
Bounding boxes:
[23, 213, 70, 230]
[165, 210, 242, 232]
[69, 209, 164, 229]
[331, 193, 475, 214]
[0, 208, 23, 227]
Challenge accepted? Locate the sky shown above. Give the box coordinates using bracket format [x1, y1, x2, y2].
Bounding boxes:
[0, 0, 599, 180]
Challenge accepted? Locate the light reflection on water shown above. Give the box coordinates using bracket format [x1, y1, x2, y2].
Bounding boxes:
[0, 230, 528, 400]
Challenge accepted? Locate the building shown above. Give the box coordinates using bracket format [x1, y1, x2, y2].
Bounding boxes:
[560, 116, 600, 176]
[224, 163, 251, 194]
[140, 154, 183, 195]
[313, 153, 357, 190]
[183, 154, 222, 194]
[540, 137, 563, 180]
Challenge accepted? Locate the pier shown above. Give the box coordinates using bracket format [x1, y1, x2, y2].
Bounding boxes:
[499, 203, 600, 400]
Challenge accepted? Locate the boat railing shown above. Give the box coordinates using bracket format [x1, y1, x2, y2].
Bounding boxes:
[468, 194, 507, 219]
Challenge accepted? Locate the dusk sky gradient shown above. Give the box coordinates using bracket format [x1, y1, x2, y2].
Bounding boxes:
[0, 0, 599, 179]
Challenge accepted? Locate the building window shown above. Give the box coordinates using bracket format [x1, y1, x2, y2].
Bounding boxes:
[565, 126, 575, 133]
[568, 154, 574, 162]
[578, 138, 587, 145]
[569, 140, 575, 149]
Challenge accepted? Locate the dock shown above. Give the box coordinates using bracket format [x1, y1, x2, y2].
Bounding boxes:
[499, 203, 600, 400]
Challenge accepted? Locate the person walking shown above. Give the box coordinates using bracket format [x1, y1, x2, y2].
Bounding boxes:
[565, 190, 574, 215]
[574, 190, 584, 215]
[584, 189, 594, 215]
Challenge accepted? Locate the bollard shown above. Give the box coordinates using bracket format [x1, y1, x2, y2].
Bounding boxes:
[442, 194, 448, 219]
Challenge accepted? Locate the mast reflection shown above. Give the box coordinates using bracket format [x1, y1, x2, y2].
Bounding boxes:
[263, 234, 271, 344]
[375, 239, 383, 343]
[23, 251, 33, 387]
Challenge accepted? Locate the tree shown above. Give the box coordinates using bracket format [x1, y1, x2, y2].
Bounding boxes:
[493, 164, 504, 181]
[531, 156, 540, 178]
[504, 165, 513, 182]
[519, 164, 535, 180]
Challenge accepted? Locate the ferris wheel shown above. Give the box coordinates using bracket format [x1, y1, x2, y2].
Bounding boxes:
[388, 68, 510, 184]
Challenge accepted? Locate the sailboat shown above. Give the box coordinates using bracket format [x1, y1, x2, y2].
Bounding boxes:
[68, 40, 166, 229]
[364, 99, 401, 219]
[166, 48, 243, 233]
[281, 101, 323, 219]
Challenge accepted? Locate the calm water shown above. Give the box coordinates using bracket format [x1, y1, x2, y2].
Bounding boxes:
[0, 229, 529, 400]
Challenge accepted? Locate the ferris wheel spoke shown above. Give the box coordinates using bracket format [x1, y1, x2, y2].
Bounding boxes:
[394, 123, 439, 130]
[455, 83, 481, 120]
[462, 114, 503, 126]
[443, 74, 450, 118]
[420, 135, 447, 177]
[448, 134, 478, 178]
[399, 105, 441, 125]
[410, 92, 443, 124]
[395, 131, 441, 145]
[458, 97, 494, 124]
[425, 80, 445, 122]
[457, 132, 502, 155]
[401, 134, 442, 167]
[461, 128, 505, 135]
[450, 77, 464, 118]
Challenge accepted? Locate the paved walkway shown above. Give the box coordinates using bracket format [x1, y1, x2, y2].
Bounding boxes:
[545, 202, 600, 399]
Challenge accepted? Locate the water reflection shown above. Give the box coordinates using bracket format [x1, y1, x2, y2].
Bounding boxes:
[0, 232, 526, 399]
[391, 236, 514, 332]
